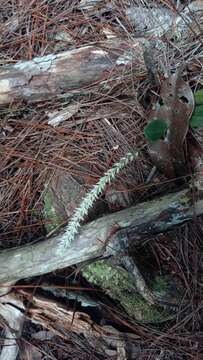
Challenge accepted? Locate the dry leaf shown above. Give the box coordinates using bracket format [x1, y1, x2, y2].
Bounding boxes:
[189, 131, 203, 192]
[149, 140, 175, 179]
[148, 70, 194, 178]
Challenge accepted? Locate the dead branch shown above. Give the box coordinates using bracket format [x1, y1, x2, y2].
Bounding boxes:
[0, 39, 145, 105]
[0, 187, 202, 285]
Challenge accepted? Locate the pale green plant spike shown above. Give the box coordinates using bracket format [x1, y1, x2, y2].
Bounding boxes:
[62, 151, 138, 247]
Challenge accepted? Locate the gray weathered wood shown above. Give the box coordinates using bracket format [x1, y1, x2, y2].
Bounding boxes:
[0, 187, 202, 284]
[0, 39, 145, 105]
[0, 295, 25, 360]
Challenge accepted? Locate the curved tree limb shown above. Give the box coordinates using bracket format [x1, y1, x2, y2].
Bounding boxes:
[0, 187, 202, 285]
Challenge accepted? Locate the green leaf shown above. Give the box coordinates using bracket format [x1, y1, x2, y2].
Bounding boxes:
[144, 118, 167, 142]
[190, 105, 203, 128]
[194, 89, 203, 105]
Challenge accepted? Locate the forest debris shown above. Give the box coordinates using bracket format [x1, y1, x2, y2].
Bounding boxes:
[47, 104, 80, 127]
[126, 6, 174, 37]
[23, 291, 101, 335]
[0, 15, 19, 41]
[147, 71, 194, 178]
[82, 260, 170, 322]
[54, 31, 73, 43]
[0, 187, 203, 284]
[41, 283, 99, 308]
[32, 330, 55, 341]
[1, 290, 136, 359]
[126, 1, 203, 38]
[0, 39, 146, 105]
[148, 140, 175, 179]
[105, 187, 132, 209]
[47, 99, 137, 129]
[43, 171, 106, 233]
[19, 288, 138, 355]
[78, 0, 102, 11]
[21, 344, 42, 360]
[0, 294, 25, 360]
[102, 27, 117, 39]
[52, 30, 75, 52]
[79, 1, 203, 39]
[43, 173, 86, 231]
[189, 130, 203, 192]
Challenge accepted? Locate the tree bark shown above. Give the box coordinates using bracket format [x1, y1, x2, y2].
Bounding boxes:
[0, 187, 202, 285]
[0, 39, 145, 105]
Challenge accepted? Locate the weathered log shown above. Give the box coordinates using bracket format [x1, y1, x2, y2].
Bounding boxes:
[0, 187, 202, 284]
[0, 39, 145, 105]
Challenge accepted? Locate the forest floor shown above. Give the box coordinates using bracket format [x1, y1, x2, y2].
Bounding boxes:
[0, 1, 203, 359]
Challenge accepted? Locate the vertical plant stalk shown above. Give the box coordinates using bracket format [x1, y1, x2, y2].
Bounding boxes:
[62, 151, 139, 246]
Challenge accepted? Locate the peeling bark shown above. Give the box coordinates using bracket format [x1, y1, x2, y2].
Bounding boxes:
[0, 39, 145, 105]
[0, 187, 202, 285]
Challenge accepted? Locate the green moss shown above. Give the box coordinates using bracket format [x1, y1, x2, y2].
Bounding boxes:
[43, 189, 61, 232]
[82, 260, 170, 323]
[151, 276, 168, 294]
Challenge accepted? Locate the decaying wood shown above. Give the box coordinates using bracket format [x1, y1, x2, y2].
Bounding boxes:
[0, 295, 25, 360]
[0, 187, 202, 285]
[0, 289, 139, 358]
[21, 290, 105, 337]
[28, 289, 141, 360]
[0, 3, 201, 106]
[0, 39, 145, 105]
[79, 1, 203, 38]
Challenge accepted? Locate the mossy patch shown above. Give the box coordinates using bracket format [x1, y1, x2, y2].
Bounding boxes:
[43, 189, 61, 232]
[82, 260, 170, 323]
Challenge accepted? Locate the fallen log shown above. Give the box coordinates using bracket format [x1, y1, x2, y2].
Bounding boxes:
[0, 2, 201, 106]
[0, 187, 202, 284]
[0, 39, 145, 105]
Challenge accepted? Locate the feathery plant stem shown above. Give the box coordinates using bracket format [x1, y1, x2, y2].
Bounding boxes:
[62, 150, 139, 247]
